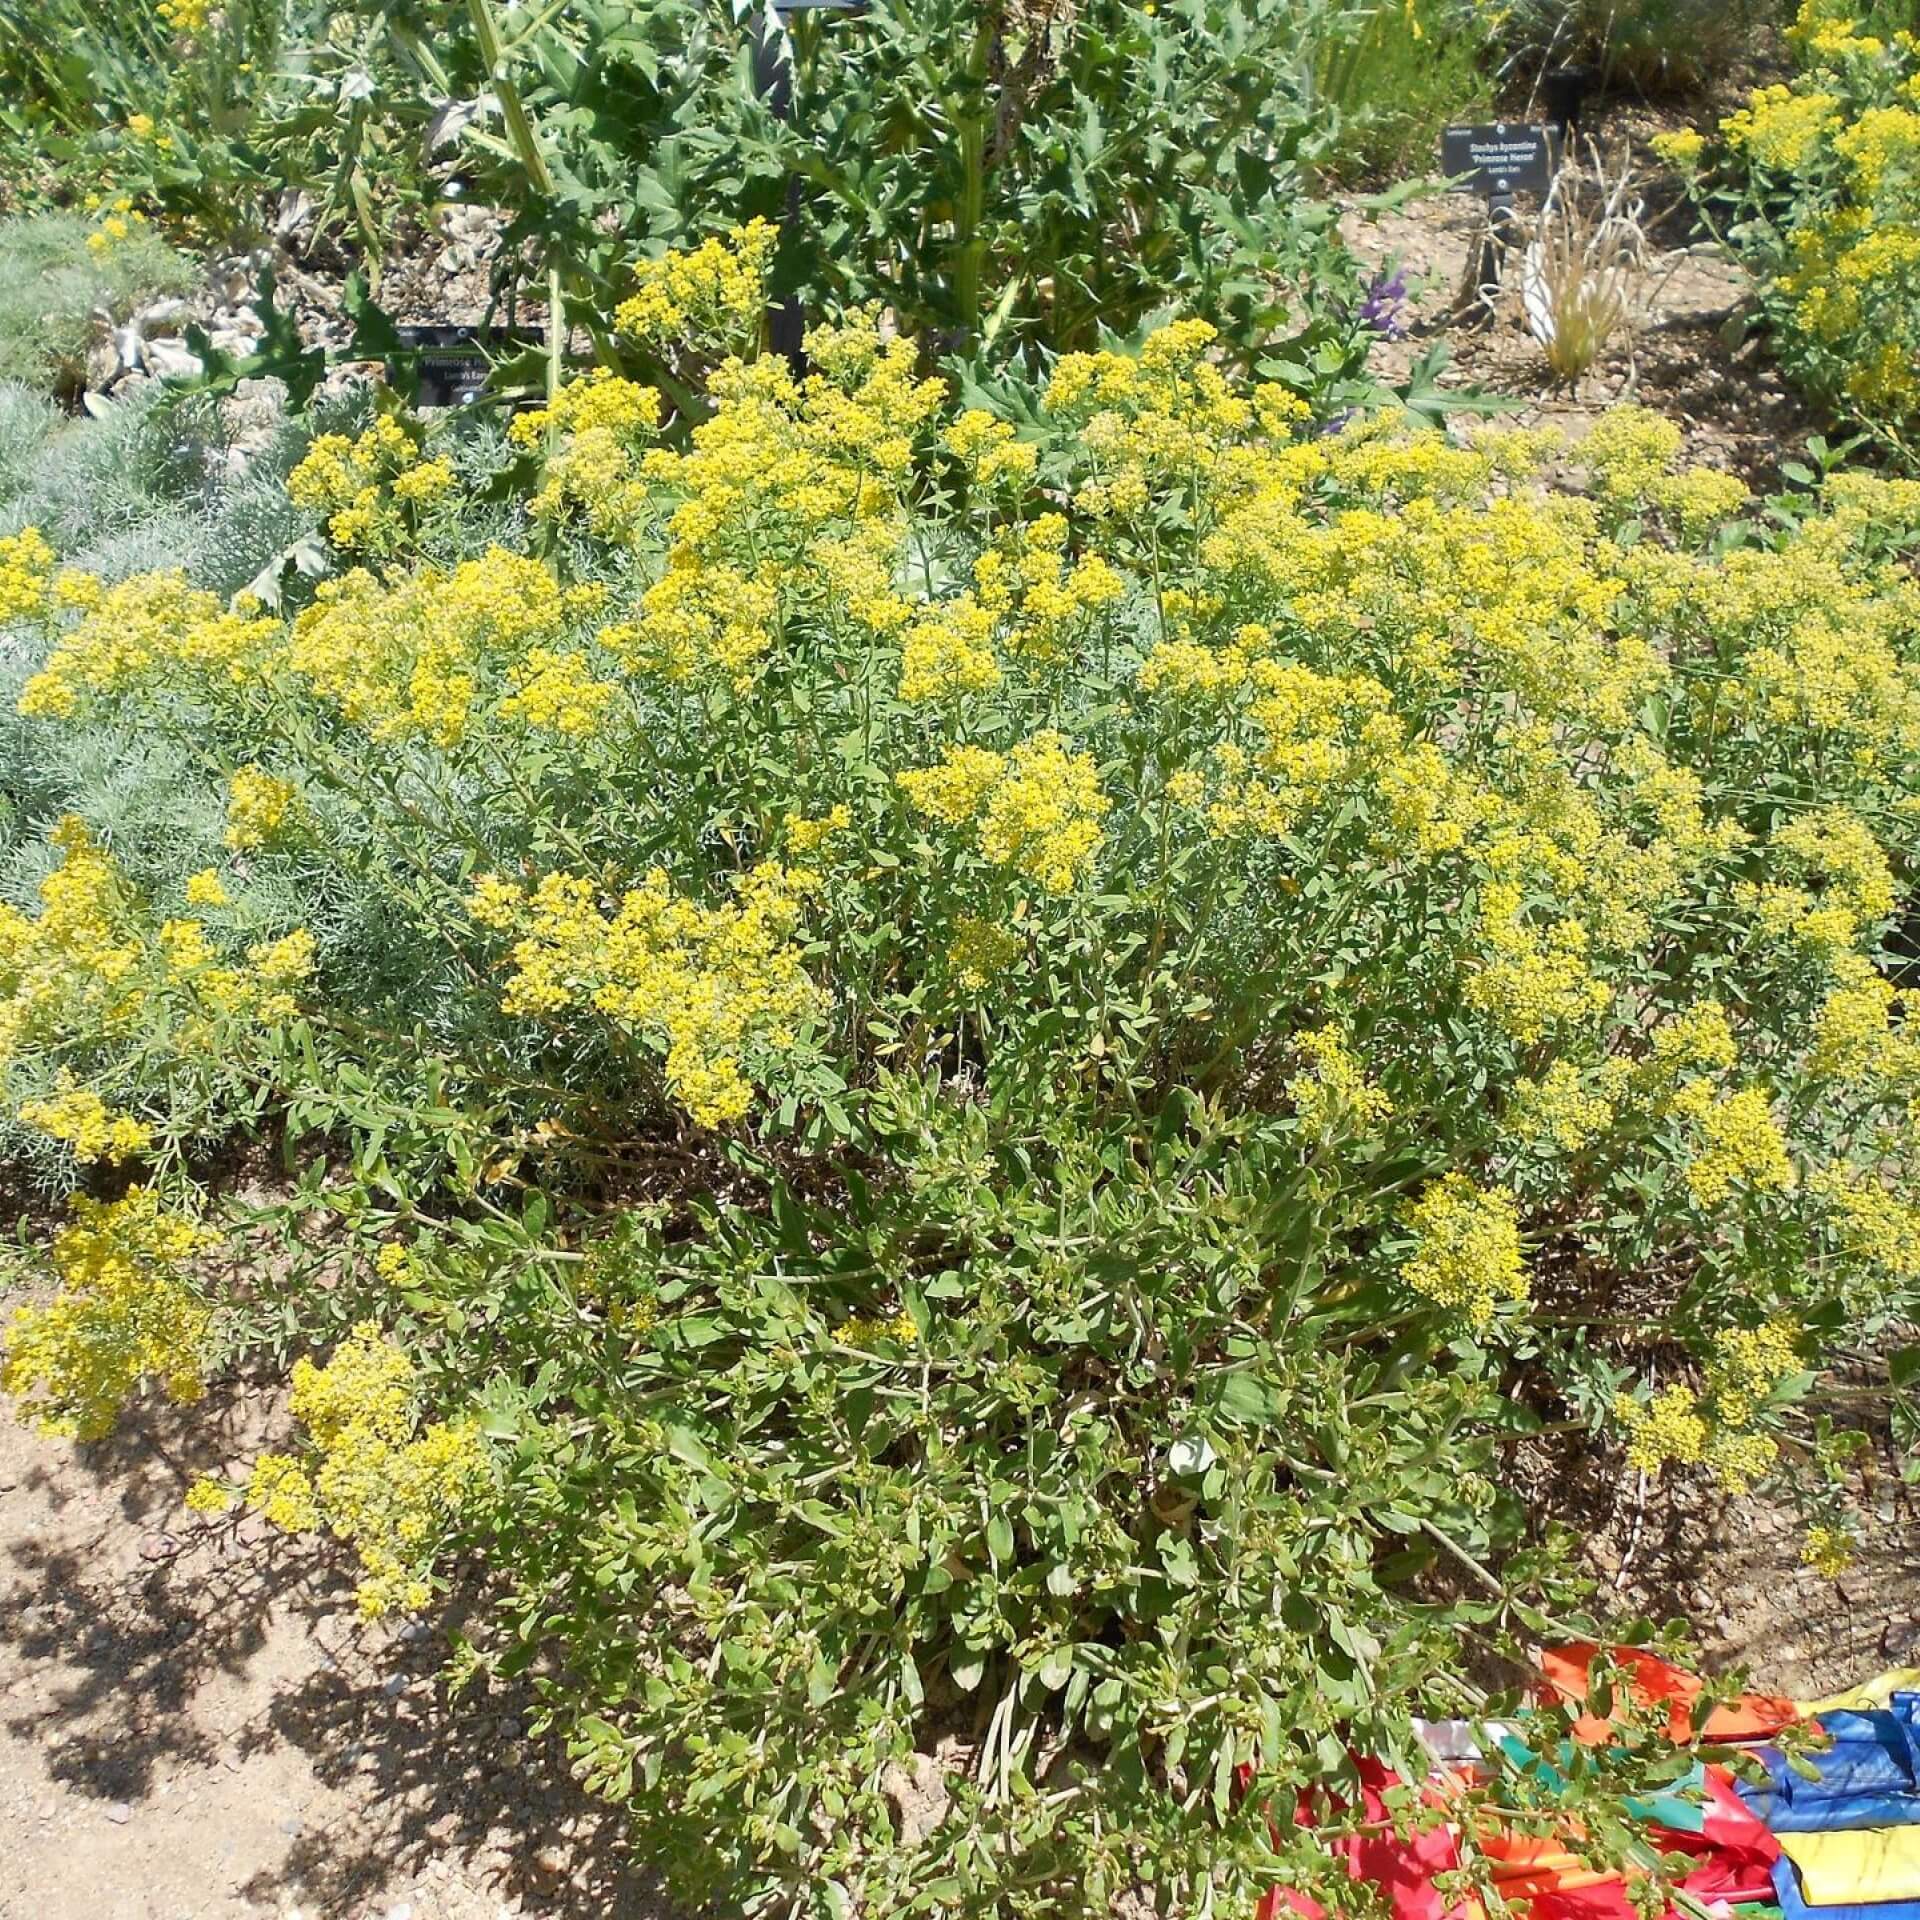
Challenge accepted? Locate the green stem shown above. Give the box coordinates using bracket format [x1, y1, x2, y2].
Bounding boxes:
[465, 0, 564, 401]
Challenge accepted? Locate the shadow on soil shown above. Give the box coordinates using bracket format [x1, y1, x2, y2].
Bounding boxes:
[0, 1385, 672, 1917]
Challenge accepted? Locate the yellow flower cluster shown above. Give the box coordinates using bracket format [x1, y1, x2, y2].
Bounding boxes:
[1617, 1319, 1801, 1491]
[0, 817, 313, 1096]
[224, 765, 296, 850]
[499, 647, 615, 736]
[288, 418, 441, 554]
[1, 1187, 208, 1440]
[944, 410, 1041, 491]
[286, 549, 579, 745]
[1670, 1082, 1797, 1208]
[18, 1081, 152, 1164]
[948, 915, 1024, 992]
[469, 863, 820, 1128]
[1724, 83, 1841, 171]
[157, 0, 209, 31]
[899, 732, 1109, 894]
[1615, 1385, 1707, 1475]
[614, 218, 779, 356]
[1286, 1027, 1393, 1136]
[0, 527, 54, 625]
[245, 1322, 484, 1617]
[835, 1309, 919, 1350]
[1714, 28, 1920, 437]
[601, 558, 778, 691]
[1802, 1524, 1856, 1577]
[1400, 1175, 1529, 1326]
[1510, 1061, 1615, 1154]
[85, 199, 153, 257]
[20, 569, 274, 719]
[509, 369, 662, 533]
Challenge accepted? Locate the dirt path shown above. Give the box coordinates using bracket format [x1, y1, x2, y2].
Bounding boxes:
[0, 1380, 669, 1920]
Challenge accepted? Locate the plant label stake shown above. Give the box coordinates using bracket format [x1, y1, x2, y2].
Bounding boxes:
[754, 0, 867, 372]
[1439, 121, 1562, 314]
[390, 324, 546, 408]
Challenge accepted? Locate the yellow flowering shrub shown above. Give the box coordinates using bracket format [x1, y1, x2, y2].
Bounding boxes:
[1696, 11, 1920, 454]
[7, 277, 1920, 1913]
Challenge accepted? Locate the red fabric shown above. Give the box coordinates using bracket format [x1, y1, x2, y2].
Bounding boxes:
[1656, 1772, 1780, 1905]
[1249, 1759, 1482, 1920]
[1540, 1644, 1800, 1746]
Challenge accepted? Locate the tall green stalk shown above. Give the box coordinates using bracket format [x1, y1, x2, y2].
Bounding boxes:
[463, 0, 564, 401]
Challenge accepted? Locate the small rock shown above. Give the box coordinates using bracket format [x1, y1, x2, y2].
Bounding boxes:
[279, 1814, 305, 1838]
[144, 338, 205, 380]
[105, 1801, 133, 1824]
[382, 1672, 408, 1697]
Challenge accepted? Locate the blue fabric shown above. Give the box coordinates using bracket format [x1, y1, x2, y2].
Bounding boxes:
[1741, 1708, 1920, 1833]
[1772, 1850, 1920, 1920]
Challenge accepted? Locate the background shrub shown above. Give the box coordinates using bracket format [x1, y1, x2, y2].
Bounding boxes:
[1680, 1, 1920, 461]
[0, 211, 193, 396]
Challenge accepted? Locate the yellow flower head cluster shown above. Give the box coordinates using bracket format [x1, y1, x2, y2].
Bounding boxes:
[1400, 1175, 1529, 1326]
[1510, 1060, 1615, 1154]
[1671, 1082, 1797, 1207]
[971, 515, 1127, 663]
[157, 0, 209, 31]
[1287, 1027, 1393, 1137]
[835, 1308, 919, 1350]
[18, 1080, 151, 1164]
[1615, 1385, 1707, 1475]
[1, 1187, 208, 1440]
[0, 817, 312, 1093]
[1616, 1319, 1800, 1491]
[948, 915, 1024, 992]
[510, 369, 663, 533]
[944, 410, 1040, 491]
[1651, 129, 1708, 171]
[1802, 1523, 1856, 1577]
[85, 199, 152, 256]
[898, 594, 1002, 704]
[899, 732, 1109, 894]
[469, 863, 821, 1128]
[288, 417, 439, 554]
[1713, 29, 1920, 438]
[1742, 806, 1897, 963]
[786, 805, 851, 855]
[0, 527, 54, 626]
[615, 218, 779, 357]
[600, 558, 778, 691]
[1724, 83, 1841, 171]
[499, 647, 615, 736]
[287, 548, 575, 745]
[20, 570, 275, 719]
[1467, 883, 1610, 1044]
[224, 765, 295, 850]
[246, 1321, 485, 1617]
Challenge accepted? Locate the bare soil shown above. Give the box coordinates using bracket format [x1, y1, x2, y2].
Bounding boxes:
[0, 1375, 669, 1920]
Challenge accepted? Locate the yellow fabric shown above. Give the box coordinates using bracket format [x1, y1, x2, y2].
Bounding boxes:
[1779, 1829, 1920, 1905]
[1798, 1668, 1920, 1715]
